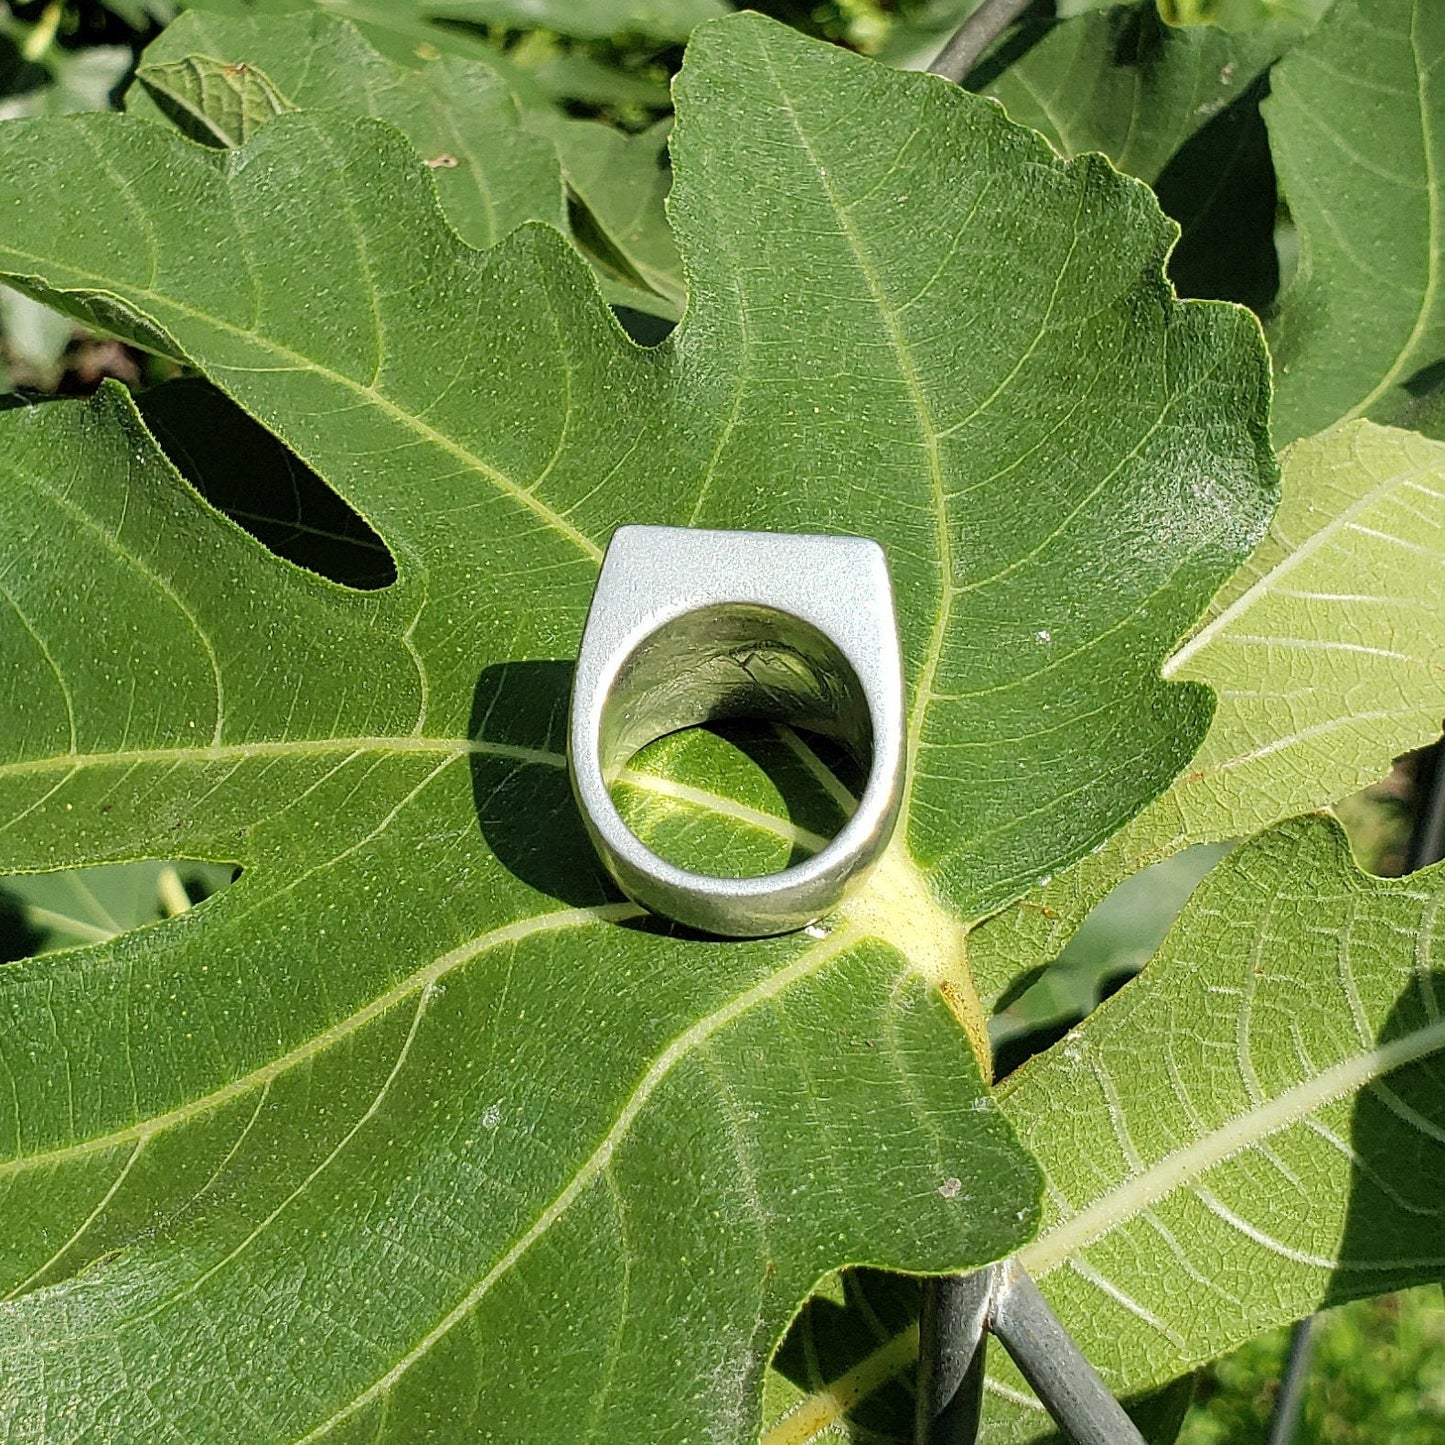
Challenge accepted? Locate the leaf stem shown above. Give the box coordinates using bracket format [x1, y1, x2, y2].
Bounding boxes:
[156, 866, 192, 918]
[1264, 1317, 1314, 1445]
[20, 0, 64, 63]
[927, 0, 1032, 85]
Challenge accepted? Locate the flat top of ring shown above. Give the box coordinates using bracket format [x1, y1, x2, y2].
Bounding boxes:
[587, 525, 894, 658]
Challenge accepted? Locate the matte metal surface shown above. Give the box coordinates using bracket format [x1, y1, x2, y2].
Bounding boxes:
[568, 525, 905, 937]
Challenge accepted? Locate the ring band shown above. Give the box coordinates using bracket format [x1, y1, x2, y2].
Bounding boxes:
[568, 526, 905, 937]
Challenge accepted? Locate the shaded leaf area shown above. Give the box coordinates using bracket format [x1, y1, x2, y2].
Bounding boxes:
[613, 722, 861, 879]
[987, 841, 1233, 1079]
[971, 420, 1445, 1011]
[130, 10, 567, 253]
[1265, 0, 1445, 444]
[386, 0, 731, 43]
[0, 16, 1277, 1438]
[762, 1268, 923, 1443]
[138, 377, 397, 589]
[874, 0, 986, 71]
[760, 1267, 1197, 1445]
[963, 3, 1298, 317]
[529, 112, 683, 319]
[765, 818, 1445, 1442]
[1154, 76, 1278, 313]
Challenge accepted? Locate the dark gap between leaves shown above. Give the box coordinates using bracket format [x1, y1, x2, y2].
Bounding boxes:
[139, 378, 397, 591]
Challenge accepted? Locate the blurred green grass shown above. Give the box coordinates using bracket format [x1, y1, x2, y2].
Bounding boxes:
[1180, 1285, 1445, 1444]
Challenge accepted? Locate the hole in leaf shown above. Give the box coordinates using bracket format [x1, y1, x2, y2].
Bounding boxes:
[989, 842, 1233, 1080]
[0, 860, 239, 963]
[611, 720, 861, 879]
[138, 378, 397, 590]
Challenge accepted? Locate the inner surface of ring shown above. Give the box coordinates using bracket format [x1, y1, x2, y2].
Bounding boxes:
[599, 604, 873, 822]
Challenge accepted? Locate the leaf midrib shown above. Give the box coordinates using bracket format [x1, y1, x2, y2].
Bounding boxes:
[1016, 1012, 1445, 1275]
[1164, 423, 1427, 676]
[0, 734, 516, 782]
[755, 41, 952, 835]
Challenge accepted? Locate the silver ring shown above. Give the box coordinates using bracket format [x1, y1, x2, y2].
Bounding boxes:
[567, 525, 905, 937]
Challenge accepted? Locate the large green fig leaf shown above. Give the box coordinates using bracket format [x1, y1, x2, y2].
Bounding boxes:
[0, 14, 1273, 1440]
[0, 383, 1037, 1442]
[1265, 0, 1445, 444]
[972, 419, 1445, 1009]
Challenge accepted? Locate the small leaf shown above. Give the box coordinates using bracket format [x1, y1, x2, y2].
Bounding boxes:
[1265, 0, 1445, 443]
[530, 113, 684, 318]
[136, 54, 296, 146]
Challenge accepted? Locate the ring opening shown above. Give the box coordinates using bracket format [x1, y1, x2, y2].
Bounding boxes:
[601, 605, 872, 880]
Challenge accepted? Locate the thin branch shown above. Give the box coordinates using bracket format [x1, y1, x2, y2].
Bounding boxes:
[1407, 739, 1445, 873]
[928, 0, 1033, 85]
[915, 1270, 991, 1444]
[1265, 1317, 1314, 1445]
